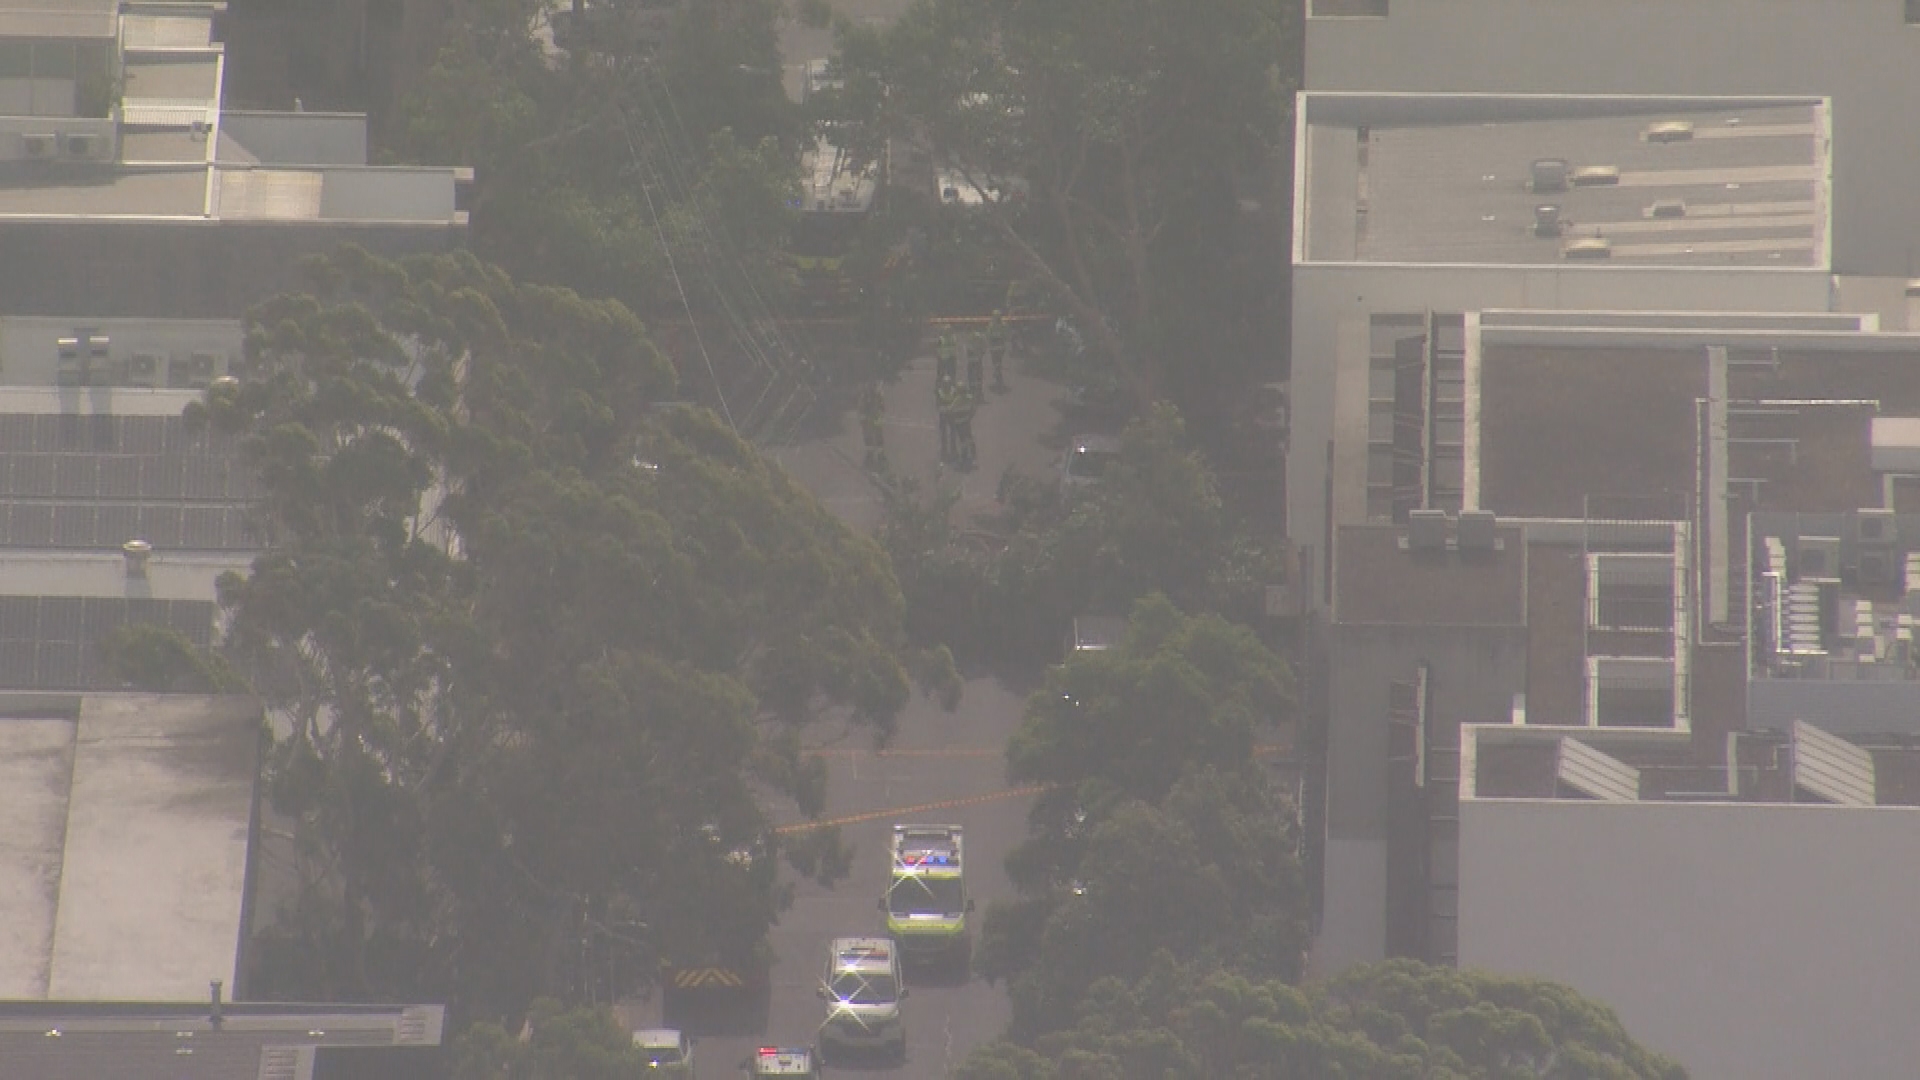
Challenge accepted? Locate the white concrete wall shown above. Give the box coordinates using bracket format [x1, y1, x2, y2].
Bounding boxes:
[1459, 797, 1920, 1080]
[1287, 260, 1830, 603]
[1304, 0, 1920, 277]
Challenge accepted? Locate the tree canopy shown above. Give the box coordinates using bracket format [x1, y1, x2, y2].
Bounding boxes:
[975, 595, 1303, 1036]
[954, 959, 1688, 1080]
[828, 0, 1298, 414]
[883, 403, 1285, 665]
[220, 247, 926, 1022]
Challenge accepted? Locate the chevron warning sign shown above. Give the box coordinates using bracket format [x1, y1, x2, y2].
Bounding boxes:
[671, 967, 745, 989]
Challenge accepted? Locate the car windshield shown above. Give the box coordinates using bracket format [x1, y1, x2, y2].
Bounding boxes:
[888, 875, 965, 916]
[1067, 447, 1118, 479]
[641, 1046, 684, 1065]
[828, 970, 899, 1005]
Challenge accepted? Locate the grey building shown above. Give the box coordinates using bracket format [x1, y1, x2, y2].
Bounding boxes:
[0, 693, 261, 1001]
[1303, 0, 1920, 278]
[1323, 513, 1696, 973]
[1289, 92, 1837, 605]
[1460, 720, 1920, 1080]
[0, 997, 445, 1079]
[0, 1, 469, 320]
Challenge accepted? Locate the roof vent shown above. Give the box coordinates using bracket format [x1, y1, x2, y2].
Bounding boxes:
[1407, 509, 1450, 550]
[1562, 236, 1613, 260]
[122, 539, 152, 580]
[1533, 204, 1563, 237]
[1644, 121, 1695, 144]
[1569, 164, 1622, 187]
[1647, 199, 1687, 219]
[1530, 158, 1569, 193]
[1457, 510, 1498, 550]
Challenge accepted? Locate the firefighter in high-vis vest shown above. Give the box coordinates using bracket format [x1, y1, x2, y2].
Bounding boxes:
[936, 375, 961, 461]
[935, 330, 959, 385]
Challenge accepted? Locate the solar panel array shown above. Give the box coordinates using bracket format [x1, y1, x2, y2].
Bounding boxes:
[0, 596, 215, 690]
[0, 502, 255, 550]
[0, 411, 261, 551]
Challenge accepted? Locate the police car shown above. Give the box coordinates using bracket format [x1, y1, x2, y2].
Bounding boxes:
[816, 937, 906, 1061]
[745, 1045, 822, 1077]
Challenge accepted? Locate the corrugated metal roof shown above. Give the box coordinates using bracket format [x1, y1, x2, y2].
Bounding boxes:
[120, 12, 214, 49]
[1792, 720, 1877, 806]
[1557, 738, 1641, 802]
[215, 169, 322, 221]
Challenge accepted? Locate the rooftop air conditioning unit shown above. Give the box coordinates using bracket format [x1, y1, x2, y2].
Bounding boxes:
[1533, 204, 1563, 237]
[169, 352, 218, 389]
[1645, 121, 1695, 143]
[1648, 199, 1688, 219]
[1857, 508, 1896, 546]
[1570, 164, 1622, 187]
[65, 133, 99, 160]
[1407, 509, 1450, 550]
[1797, 535, 1842, 581]
[1457, 510, 1498, 550]
[1859, 549, 1896, 588]
[20, 133, 54, 159]
[1562, 236, 1613, 260]
[1530, 158, 1569, 194]
[124, 352, 162, 388]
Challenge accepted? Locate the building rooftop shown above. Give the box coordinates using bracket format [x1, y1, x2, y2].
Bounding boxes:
[1299, 93, 1829, 267]
[0, 998, 443, 1080]
[1474, 332, 1920, 521]
[1465, 721, 1920, 806]
[0, 1, 120, 40]
[0, 694, 259, 1002]
[1337, 516, 1696, 730]
[1332, 519, 1528, 626]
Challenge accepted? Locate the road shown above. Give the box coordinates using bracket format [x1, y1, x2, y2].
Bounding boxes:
[618, 9, 1081, 1075]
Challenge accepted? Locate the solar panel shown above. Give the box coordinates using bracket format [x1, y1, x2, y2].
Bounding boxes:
[145, 504, 184, 546]
[125, 597, 169, 629]
[0, 639, 35, 687]
[81, 596, 126, 640]
[12, 503, 51, 546]
[55, 455, 99, 498]
[122, 416, 166, 456]
[95, 504, 139, 547]
[0, 596, 35, 639]
[0, 415, 32, 453]
[183, 506, 223, 548]
[39, 598, 82, 643]
[168, 600, 215, 644]
[50, 504, 93, 547]
[183, 456, 224, 499]
[99, 456, 143, 498]
[40, 642, 81, 690]
[146, 457, 185, 498]
[14, 455, 53, 497]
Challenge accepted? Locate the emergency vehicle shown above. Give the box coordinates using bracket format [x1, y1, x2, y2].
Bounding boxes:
[816, 937, 906, 1061]
[744, 1045, 822, 1078]
[880, 824, 973, 970]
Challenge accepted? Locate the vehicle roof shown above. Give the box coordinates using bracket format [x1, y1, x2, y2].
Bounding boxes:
[827, 937, 896, 971]
[752, 1046, 817, 1074]
[631, 1027, 683, 1048]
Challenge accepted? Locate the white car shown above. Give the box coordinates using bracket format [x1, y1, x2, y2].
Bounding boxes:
[817, 937, 906, 1062]
[633, 1027, 694, 1073]
[1061, 434, 1122, 491]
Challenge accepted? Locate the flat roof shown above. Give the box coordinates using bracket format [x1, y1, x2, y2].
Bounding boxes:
[1301, 94, 1829, 267]
[0, 694, 259, 1001]
[1466, 722, 1920, 806]
[1333, 521, 1528, 625]
[1475, 338, 1920, 520]
[0, 1000, 443, 1079]
[0, 1, 119, 40]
